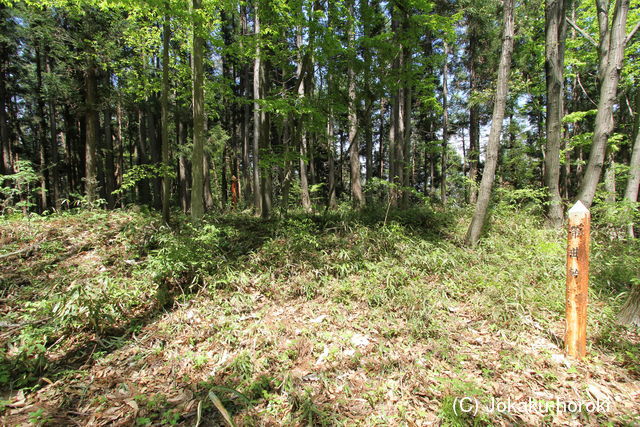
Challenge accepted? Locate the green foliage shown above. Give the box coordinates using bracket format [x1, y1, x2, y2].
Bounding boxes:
[113, 164, 175, 197]
[493, 186, 548, 215]
[0, 161, 40, 214]
[562, 109, 597, 124]
[28, 408, 52, 425]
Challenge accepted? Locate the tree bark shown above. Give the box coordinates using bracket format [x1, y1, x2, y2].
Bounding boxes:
[348, 0, 364, 209]
[577, 0, 630, 207]
[297, 25, 312, 213]
[240, 5, 251, 206]
[624, 92, 640, 237]
[178, 119, 190, 214]
[161, 9, 171, 223]
[467, 19, 479, 204]
[85, 63, 99, 204]
[103, 100, 116, 208]
[136, 107, 151, 204]
[617, 285, 640, 327]
[544, 0, 568, 226]
[0, 53, 10, 175]
[252, 2, 262, 216]
[441, 41, 449, 204]
[35, 47, 49, 211]
[465, 0, 515, 246]
[191, 0, 205, 220]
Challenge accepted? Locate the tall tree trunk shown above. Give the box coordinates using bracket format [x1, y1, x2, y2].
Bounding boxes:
[115, 102, 124, 191]
[161, 9, 171, 223]
[35, 47, 49, 211]
[465, 0, 515, 246]
[191, 0, 205, 220]
[252, 2, 262, 216]
[103, 101, 116, 208]
[361, 0, 373, 196]
[401, 18, 412, 208]
[624, 92, 640, 237]
[604, 151, 616, 202]
[467, 20, 480, 204]
[45, 55, 60, 209]
[327, 113, 337, 210]
[0, 56, 10, 175]
[260, 106, 271, 218]
[441, 41, 449, 204]
[348, 1, 364, 209]
[85, 62, 99, 204]
[281, 115, 293, 212]
[147, 99, 162, 209]
[240, 5, 251, 206]
[297, 25, 312, 213]
[577, 0, 630, 207]
[544, 0, 568, 226]
[136, 107, 151, 204]
[178, 119, 190, 214]
[204, 152, 215, 210]
[378, 98, 386, 179]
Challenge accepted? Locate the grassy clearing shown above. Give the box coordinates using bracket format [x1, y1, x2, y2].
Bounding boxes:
[0, 201, 638, 425]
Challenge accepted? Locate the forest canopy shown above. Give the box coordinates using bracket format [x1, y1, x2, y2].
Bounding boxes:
[0, 0, 638, 234]
[1, 0, 640, 424]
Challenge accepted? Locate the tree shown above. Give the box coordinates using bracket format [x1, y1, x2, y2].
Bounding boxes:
[576, 0, 632, 207]
[624, 92, 640, 237]
[465, 0, 515, 246]
[348, 0, 364, 209]
[441, 41, 449, 204]
[191, 0, 205, 220]
[161, 4, 170, 224]
[85, 62, 99, 204]
[544, 0, 569, 227]
[252, 0, 263, 216]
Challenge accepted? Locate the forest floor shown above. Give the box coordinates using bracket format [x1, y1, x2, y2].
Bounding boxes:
[0, 202, 639, 426]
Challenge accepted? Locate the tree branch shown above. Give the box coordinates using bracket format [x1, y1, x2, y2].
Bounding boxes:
[625, 21, 640, 46]
[565, 17, 598, 47]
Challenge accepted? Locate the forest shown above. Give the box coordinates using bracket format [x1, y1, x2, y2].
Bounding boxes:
[0, 0, 639, 424]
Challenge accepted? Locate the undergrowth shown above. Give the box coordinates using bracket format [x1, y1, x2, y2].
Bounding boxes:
[1, 194, 638, 424]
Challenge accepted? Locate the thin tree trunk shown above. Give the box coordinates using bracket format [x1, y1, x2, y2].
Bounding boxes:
[624, 92, 640, 237]
[45, 56, 60, 210]
[35, 47, 49, 210]
[465, 0, 515, 246]
[191, 0, 205, 220]
[147, 99, 162, 209]
[260, 106, 271, 218]
[378, 98, 386, 179]
[85, 62, 99, 204]
[161, 8, 171, 223]
[136, 107, 151, 204]
[204, 152, 215, 210]
[604, 151, 616, 202]
[0, 56, 10, 175]
[178, 120, 190, 213]
[577, 0, 630, 207]
[544, 0, 568, 226]
[103, 101, 116, 208]
[348, 0, 364, 209]
[252, 3, 262, 215]
[297, 25, 312, 213]
[467, 21, 479, 205]
[239, 6, 251, 206]
[115, 102, 124, 190]
[441, 41, 449, 204]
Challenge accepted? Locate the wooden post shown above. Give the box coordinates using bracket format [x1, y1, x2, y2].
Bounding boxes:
[565, 200, 590, 359]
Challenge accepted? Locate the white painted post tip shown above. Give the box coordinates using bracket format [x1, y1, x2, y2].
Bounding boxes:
[568, 200, 589, 214]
